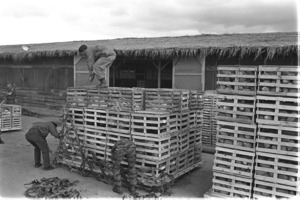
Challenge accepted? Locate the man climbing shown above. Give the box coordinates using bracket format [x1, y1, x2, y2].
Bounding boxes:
[25, 121, 60, 170]
[111, 139, 137, 195]
[78, 44, 116, 87]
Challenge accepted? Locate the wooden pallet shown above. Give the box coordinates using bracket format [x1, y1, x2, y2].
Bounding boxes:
[217, 65, 258, 96]
[67, 87, 87, 107]
[255, 151, 300, 187]
[144, 88, 189, 112]
[131, 111, 178, 138]
[189, 127, 202, 147]
[253, 179, 299, 199]
[257, 65, 299, 97]
[217, 121, 257, 152]
[132, 135, 172, 161]
[84, 109, 131, 134]
[213, 147, 255, 178]
[256, 95, 299, 127]
[177, 110, 190, 131]
[178, 130, 189, 152]
[189, 90, 204, 110]
[256, 124, 299, 156]
[216, 94, 256, 124]
[64, 107, 85, 128]
[212, 172, 253, 198]
[189, 110, 203, 129]
[86, 87, 144, 111]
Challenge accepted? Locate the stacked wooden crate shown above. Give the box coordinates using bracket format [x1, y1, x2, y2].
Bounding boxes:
[59, 87, 203, 188]
[211, 65, 258, 198]
[202, 90, 217, 151]
[253, 66, 299, 199]
[0, 104, 22, 131]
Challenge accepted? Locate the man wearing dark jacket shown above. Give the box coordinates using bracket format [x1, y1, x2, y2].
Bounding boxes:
[78, 44, 116, 87]
[25, 121, 60, 170]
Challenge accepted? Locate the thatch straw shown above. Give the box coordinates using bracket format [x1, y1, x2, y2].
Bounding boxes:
[0, 32, 297, 61]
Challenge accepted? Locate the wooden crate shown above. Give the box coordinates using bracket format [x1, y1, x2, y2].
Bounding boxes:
[256, 124, 299, 156]
[132, 135, 172, 161]
[67, 87, 87, 107]
[216, 94, 256, 124]
[178, 110, 189, 131]
[202, 119, 217, 146]
[64, 107, 85, 128]
[86, 88, 110, 109]
[178, 130, 189, 152]
[11, 116, 22, 129]
[189, 110, 203, 129]
[144, 88, 189, 112]
[256, 95, 299, 127]
[189, 90, 204, 110]
[217, 121, 257, 152]
[131, 111, 178, 138]
[84, 109, 131, 134]
[0, 116, 12, 131]
[253, 180, 299, 199]
[212, 172, 253, 198]
[213, 147, 255, 178]
[217, 65, 258, 96]
[189, 127, 202, 147]
[257, 65, 299, 97]
[255, 151, 299, 187]
[86, 87, 144, 111]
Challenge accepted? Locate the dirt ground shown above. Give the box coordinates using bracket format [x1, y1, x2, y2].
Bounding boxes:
[0, 106, 214, 199]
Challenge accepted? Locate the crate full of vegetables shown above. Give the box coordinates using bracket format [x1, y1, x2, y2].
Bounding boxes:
[216, 94, 256, 124]
[257, 65, 299, 97]
[217, 65, 258, 96]
[256, 96, 299, 127]
[256, 124, 299, 156]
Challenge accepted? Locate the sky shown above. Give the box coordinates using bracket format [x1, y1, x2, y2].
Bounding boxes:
[0, 0, 298, 45]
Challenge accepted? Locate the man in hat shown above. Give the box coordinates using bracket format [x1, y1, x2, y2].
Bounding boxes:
[111, 139, 137, 195]
[3, 82, 16, 104]
[78, 44, 116, 87]
[25, 121, 60, 170]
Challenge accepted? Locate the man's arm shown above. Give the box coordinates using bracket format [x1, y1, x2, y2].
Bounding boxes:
[48, 123, 59, 138]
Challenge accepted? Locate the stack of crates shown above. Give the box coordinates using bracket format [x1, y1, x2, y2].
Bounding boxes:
[211, 65, 258, 198]
[253, 65, 300, 199]
[202, 90, 217, 151]
[60, 87, 204, 188]
[0, 104, 22, 131]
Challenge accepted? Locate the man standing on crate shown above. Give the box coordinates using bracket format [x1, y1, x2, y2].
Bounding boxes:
[78, 44, 116, 87]
[111, 139, 137, 195]
[25, 121, 60, 170]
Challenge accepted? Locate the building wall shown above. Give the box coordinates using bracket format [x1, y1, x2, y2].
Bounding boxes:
[0, 56, 74, 109]
[173, 56, 205, 90]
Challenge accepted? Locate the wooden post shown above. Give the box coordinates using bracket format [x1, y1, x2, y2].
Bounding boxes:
[157, 60, 161, 88]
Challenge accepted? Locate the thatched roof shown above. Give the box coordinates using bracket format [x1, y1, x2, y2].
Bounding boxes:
[0, 32, 298, 61]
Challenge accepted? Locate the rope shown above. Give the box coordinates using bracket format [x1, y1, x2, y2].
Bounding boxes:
[24, 177, 80, 198]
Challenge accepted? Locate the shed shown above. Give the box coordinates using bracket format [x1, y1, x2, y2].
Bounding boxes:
[0, 32, 298, 108]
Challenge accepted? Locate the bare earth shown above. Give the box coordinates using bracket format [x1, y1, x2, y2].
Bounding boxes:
[0, 107, 213, 199]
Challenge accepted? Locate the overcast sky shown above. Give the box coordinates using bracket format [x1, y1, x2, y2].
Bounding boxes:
[0, 0, 298, 45]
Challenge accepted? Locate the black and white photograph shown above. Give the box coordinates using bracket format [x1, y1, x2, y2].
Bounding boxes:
[0, 0, 298, 199]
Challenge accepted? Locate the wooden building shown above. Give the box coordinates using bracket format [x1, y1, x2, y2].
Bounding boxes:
[0, 32, 297, 108]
